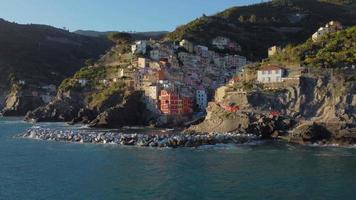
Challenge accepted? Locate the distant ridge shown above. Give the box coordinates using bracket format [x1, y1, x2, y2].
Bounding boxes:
[74, 30, 169, 40]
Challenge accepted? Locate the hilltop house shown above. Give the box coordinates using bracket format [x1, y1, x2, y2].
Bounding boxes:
[179, 39, 194, 53]
[268, 46, 282, 57]
[257, 66, 285, 83]
[212, 37, 240, 51]
[78, 79, 88, 87]
[212, 37, 230, 49]
[312, 21, 343, 42]
[131, 41, 147, 54]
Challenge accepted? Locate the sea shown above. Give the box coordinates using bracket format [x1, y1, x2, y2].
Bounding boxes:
[0, 117, 355, 200]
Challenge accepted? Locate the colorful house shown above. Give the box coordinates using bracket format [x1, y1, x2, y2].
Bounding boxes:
[159, 90, 193, 115]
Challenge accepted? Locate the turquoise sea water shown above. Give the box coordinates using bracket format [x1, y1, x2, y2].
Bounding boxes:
[0, 117, 356, 200]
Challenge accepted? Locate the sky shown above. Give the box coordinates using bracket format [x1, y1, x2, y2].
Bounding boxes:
[0, 0, 261, 32]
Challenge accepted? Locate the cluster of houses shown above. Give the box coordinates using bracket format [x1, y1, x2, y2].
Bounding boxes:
[16, 79, 57, 104]
[128, 37, 247, 117]
[312, 21, 343, 42]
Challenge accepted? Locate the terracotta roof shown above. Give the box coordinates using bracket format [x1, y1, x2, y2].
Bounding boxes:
[259, 65, 283, 71]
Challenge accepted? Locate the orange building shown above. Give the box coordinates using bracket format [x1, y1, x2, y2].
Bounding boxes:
[159, 90, 193, 115]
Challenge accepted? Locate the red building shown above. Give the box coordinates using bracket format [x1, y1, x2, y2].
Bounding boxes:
[159, 90, 193, 115]
[156, 69, 165, 81]
[159, 58, 169, 66]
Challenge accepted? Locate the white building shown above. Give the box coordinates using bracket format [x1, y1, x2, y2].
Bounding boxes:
[78, 79, 88, 87]
[179, 39, 194, 53]
[225, 55, 247, 69]
[312, 27, 329, 42]
[212, 36, 230, 49]
[194, 45, 209, 57]
[137, 57, 148, 68]
[41, 84, 57, 93]
[196, 89, 208, 111]
[146, 85, 159, 101]
[150, 49, 160, 60]
[131, 41, 147, 54]
[312, 21, 343, 42]
[144, 85, 161, 112]
[257, 66, 285, 83]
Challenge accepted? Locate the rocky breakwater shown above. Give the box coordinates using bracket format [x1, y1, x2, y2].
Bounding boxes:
[22, 128, 260, 148]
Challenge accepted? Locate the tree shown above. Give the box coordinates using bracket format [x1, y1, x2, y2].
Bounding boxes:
[249, 15, 257, 23]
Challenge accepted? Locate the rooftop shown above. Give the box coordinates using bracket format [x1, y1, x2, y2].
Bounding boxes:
[258, 65, 283, 71]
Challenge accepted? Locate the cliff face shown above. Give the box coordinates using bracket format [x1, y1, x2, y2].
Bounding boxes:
[188, 70, 356, 144]
[1, 85, 44, 116]
[25, 87, 153, 128]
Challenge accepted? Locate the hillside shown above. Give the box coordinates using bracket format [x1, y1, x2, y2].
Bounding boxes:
[166, 0, 356, 60]
[0, 19, 113, 115]
[0, 19, 113, 86]
[188, 25, 355, 146]
[26, 42, 154, 127]
[266, 26, 356, 68]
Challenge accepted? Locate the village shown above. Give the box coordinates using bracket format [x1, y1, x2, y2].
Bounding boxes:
[106, 35, 249, 123]
[68, 20, 349, 124]
[16, 20, 348, 124]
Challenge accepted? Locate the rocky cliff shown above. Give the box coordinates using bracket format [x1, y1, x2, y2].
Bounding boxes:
[25, 86, 154, 128]
[188, 68, 355, 145]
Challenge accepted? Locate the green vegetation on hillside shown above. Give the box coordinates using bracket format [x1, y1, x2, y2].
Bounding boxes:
[268, 26, 356, 68]
[166, 0, 356, 60]
[87, 81, 126, 109]
[0, 19, 113, 87]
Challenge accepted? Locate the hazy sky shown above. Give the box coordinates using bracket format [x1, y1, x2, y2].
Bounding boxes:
[0, 0, 261, 32]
